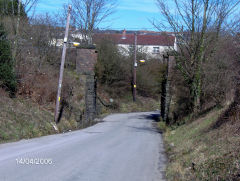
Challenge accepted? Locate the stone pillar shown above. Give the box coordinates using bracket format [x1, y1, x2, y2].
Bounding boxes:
[161, 55, 174, 123]
[76, 47, 98, 124]
[85, 75, 96, 123]
[76, 48, 97, 75]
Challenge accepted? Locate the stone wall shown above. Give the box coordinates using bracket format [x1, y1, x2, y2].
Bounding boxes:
[161, 55, 175, 122]
[85, 75, 97, 123]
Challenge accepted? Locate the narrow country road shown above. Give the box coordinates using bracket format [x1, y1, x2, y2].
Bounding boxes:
[0, 112, 166, 181]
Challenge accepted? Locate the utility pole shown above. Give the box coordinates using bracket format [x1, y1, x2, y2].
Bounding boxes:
[133, 32, 137, 102]
[54, 5, 72, 123]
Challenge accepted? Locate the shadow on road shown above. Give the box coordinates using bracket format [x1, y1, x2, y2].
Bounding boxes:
[127, 125, 161, 134]
[127, 112, 162, 134]
[138, 112, 161, 122]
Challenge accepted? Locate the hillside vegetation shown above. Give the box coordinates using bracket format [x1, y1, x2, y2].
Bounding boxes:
[154, 0, 240, 179]
[163, 106, 240, 180]
[0, 89, 78, 143]
[161, 88, 240, 181]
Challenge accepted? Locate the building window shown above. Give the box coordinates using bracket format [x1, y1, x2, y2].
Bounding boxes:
[153, 47, 160, 54]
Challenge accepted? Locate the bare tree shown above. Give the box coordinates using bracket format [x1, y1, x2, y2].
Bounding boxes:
[22, 0, 38, 14]
[13, 0, 38, 58]
[70, 0, 116, 44]
[27, 13, 62, 69]
[154, 0, 240, 114]
[227, 15, 240, 58]
[0, 0, 39, 60]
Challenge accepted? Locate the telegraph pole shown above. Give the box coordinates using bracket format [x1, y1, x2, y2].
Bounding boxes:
[54, 5, 72, 123]
[133, 32, 137, 102]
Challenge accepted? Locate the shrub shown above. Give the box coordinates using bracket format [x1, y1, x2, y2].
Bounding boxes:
[95, 38, 165, 99]
[95, 38, 131, 97]
[137, 60, 165, 98]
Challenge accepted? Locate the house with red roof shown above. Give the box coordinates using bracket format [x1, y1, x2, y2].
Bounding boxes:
[52, 29, 177, 59]
[93, 30, 177, 59]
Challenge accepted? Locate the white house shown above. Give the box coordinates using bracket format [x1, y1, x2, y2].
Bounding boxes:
[50, 30, 177, 59]
[93, 31, 177, 59]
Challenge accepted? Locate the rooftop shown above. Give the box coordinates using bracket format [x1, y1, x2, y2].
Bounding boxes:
[93, 33, 175, 46]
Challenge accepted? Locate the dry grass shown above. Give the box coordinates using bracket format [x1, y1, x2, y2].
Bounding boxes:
[164, 107, 240, 181]
[0, 61, 87, 143]
[0, 91, 54, 142]
[98, 90, 160, 114]
[118, 96, 160, 113]
[17, 60, 87, 122]
[0, 89, 85, 143]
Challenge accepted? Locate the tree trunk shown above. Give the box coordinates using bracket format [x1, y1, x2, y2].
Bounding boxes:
[191, 0, 208, 114]
[191, 69, 201, 114]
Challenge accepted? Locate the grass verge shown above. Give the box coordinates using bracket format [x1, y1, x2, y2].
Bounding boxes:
[162, 108, 240, 181]
[0, 93, 79, 143]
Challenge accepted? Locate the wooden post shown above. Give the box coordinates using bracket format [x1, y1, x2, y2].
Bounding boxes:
[133, 32, 137, 102]
[54, 5, 72, 123]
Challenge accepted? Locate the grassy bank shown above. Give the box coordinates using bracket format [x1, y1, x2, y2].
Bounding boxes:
[161, 108, 240, 180]
[0, 92, 79, 143]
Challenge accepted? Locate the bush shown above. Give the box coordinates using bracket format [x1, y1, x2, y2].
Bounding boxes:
[0, 23, 16, 93]
[137, 60, 165, 98]
[95, 38, 165, 99]
[95, 38, 131, 97]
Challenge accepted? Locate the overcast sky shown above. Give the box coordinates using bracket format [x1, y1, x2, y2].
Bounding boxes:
[32, 0, 162, 31]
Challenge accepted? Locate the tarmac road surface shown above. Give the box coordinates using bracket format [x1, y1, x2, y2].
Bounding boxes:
[0, 112, 166, 181]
